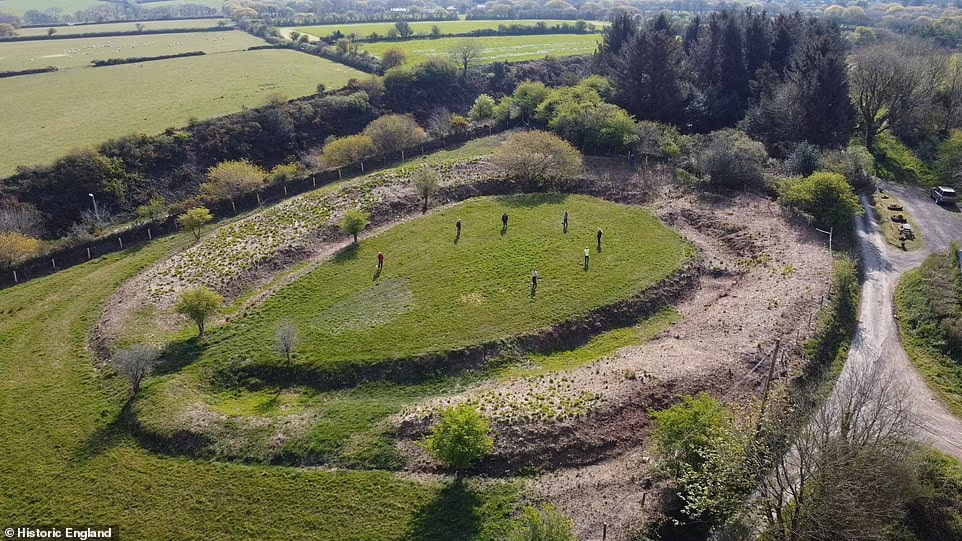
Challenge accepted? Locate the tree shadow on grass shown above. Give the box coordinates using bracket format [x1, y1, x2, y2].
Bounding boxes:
[496, 192, 569, 208]
[70, 408, 127, 464]
[403, 481, 484, 541]
[154, 335, 208, 376]
[333, 242, 360, 263]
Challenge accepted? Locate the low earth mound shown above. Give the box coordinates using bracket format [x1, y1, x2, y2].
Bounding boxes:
[130, 193, 692, 466]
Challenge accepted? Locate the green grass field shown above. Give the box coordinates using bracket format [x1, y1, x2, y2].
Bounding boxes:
[0, 228, 521, 540]
[0, 30, 263, 70]
[0, 49, 365, 176]
[0, 0, 223, 15]
[292, 19, 605, 39]
[360, 33, 601, 64]
[133, 194, 686, 465]
[13, 18, 231, 37]
[195, 194, 688, 369]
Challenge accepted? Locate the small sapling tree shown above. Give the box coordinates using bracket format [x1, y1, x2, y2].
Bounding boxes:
[177, 206, 213, 240]
[274, 319, 300, 365]
[413, 168, 440, 213]
[111, 344, 161, 394]
[340, 208, 370, 243]
[175, 287, 223, 338]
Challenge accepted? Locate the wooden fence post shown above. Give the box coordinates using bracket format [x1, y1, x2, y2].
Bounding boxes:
[13, 270, 17, 283]
[283, 185, 288, 196]
[51, 259, 56, 269]
[147, 228, 152, 240]
[312, 175, 317, 187]
[87, 247, 91, 260]
[256, 193, 262, 206]
[118, 237, 123, 249]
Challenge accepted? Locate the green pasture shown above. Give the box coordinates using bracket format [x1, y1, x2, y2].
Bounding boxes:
[12, 18, 231, 37]
[0, 0, 223, 15]
[194, 194, 689, 370]
[291, 19, 605, 39]
[0, 49, 365, 176]
[360, 33, 601, 64]
[0, 228, 520, 540]
[0, 30, 263, 70]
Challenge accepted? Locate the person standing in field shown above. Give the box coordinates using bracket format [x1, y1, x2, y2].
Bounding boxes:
[584, 246, 590, 270]
[377, 251, 384, 271]
[563, 211, 569, 233]
[502, 212, 509, 231]
[456, 218, 462, 236]
[597, 228, 603, 247]
[532, 269, 538, 288]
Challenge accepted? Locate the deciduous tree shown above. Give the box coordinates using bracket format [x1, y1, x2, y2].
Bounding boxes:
[111, 344, 160, 394]
[340, 208, 370, 243]
[0, 232, 40, 269]
[274, 319, 300, 365]
[412, 168, 440, 212]
[177, 206, 213, 240]
[175, 287, 223, 338]
[201, 160, 267, 200]
[363, 114, 427, 154]
[321, 135, 375, 168]
[493, 131, 584, 189]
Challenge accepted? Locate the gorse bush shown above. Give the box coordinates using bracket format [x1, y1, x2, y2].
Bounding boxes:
[423, 403, 493, 472]
[780, 172, 863, 230]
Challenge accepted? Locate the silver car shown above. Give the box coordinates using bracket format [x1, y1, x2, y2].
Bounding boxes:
[931, 186, 958, 205]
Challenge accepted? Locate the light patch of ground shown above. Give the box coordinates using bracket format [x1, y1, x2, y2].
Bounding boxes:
[314, 277, 416, 334]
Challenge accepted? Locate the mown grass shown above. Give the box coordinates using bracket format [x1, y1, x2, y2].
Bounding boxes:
[0, 29, 262, 70]
[292, 19, 604, 39]
[895, 249, 962, 418]
[0, 0, 223, 14]
[0, 49, 365, 176]
[874, 132, 939, 186]
[872, 192, 923, 251]
[0, 230, 521, 540]
[360, 33, 601, 65]
[195, 193, 689, 369]
[12, 18, 232, 37]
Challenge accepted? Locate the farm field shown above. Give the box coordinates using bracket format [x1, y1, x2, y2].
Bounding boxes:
[0, 0, 223, 15]
[13, 18, 231, 37]
[0, 30, 263, 71]
[291, 19, 605, 39]
[0, 231, 520, 540]
[190, 194, 689, 368]
[360, 33, 602, 64]
[0, 49, 365, 176]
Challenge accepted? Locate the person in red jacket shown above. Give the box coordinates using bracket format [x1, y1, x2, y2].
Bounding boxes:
[377, 251, 384, 271]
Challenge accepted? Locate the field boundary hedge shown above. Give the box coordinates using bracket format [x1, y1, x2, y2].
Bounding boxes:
[0, 66, 58, 78]
[89, 50, 205, 67]
[0, 26, 233, 43]
[0, 122, 514, 290]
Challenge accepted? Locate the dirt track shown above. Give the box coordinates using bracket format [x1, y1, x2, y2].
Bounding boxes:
[843, 182, 962, 459]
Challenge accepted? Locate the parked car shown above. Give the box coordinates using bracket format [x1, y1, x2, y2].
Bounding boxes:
[931, 186, 958, 205]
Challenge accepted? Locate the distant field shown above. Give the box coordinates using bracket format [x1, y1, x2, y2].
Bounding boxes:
[0, 50, 365, 176]
[0, 30, 263, 71]
[361, 33, 601, 64]
[13, 18, 232, 37]
[292, 19, 606, 39]
[0, 0, 223, 15]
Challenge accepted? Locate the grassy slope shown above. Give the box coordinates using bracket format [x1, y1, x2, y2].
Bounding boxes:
[0, 49, 364, 176]
[196, 194, 689, 368]
[874, 132, 938, 186]
[360, 33, 600, 64]
[0, 232, 519, 540]
[292, 19, 604, 38]
[896, 251, 962, 417]
[0, 30, 263, 70]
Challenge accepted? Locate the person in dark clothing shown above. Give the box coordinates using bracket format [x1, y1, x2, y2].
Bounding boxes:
[532, 269, 538, 288]
[597, 228, 603, 247]
[501, 213, 508, 231]
[563, 211, 569, 233]
[456, 219, 462, 235]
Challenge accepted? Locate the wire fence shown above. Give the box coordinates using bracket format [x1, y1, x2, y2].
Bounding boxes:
[0, 122, 515, 290]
